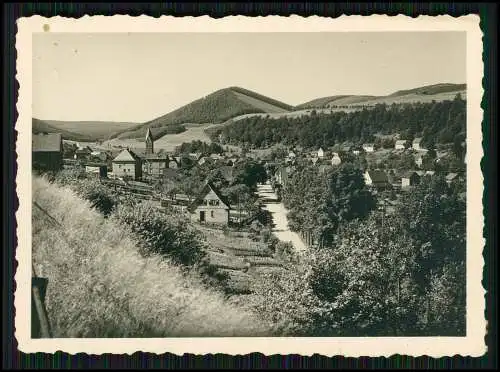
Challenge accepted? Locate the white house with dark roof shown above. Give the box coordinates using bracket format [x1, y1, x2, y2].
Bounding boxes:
[331, 152, 342, 166]
[189, 182, 231, 225]
[112, 149, 142, 180]
[412, 137, 424, 151]
[364, 170, 390, 189]
[362, 143, 375, 153]
[395, 140, 407, 150]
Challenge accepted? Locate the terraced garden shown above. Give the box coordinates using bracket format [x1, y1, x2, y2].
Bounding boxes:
[197, 226, 286, 295]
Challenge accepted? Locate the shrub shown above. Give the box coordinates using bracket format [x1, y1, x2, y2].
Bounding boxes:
[74, 179, 118, 217]
[112, 202, 206, 266]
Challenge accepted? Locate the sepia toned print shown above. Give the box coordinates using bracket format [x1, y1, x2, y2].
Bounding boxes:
[16, 15, 485, 356]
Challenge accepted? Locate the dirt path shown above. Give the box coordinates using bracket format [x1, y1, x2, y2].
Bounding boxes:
[256, 182, 307, 253]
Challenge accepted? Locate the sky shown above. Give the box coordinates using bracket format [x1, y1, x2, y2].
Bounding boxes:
[33, 32, 466, 122]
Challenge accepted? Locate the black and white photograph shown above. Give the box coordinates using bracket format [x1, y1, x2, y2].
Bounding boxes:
[16, 15, 485, 356]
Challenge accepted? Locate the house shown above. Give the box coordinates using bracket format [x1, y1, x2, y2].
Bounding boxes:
[425, 170, 436, 177]
[112, 149, 142, 180]
[331, 152, 342, 166]
[209, 153, 224, 162]
[188, 152, 202, 162]
[317, 148, 325, 159]
[412, 138, 424, 151]
[415, 155, 424, 168]
[189, 182, 231, 226]
[141, 153, 168, 179]
[401, 171, 421, 188]
[352, 146, 362, 156]
[311, 157, 319, 165]
[198, 156, 208, 166]
[74, 146, 92, 161]
[364, 170, 390, 189]
[85, 163, 108, 178]
[362, 143, 375, 153]
[445, 173, 459, 184]
[288, 151, 297, 159]
[32, 133, 63, 172]
[395, 140, 407, 150]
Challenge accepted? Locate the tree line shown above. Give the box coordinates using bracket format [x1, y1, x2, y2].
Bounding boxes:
[213, 95, 466, 149]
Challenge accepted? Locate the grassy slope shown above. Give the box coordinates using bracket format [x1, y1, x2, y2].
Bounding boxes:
[32, 176, 271, 337]
[32, 118, 94, 142]
[44, 120, 139, 140]
[113, 87, 293, 140]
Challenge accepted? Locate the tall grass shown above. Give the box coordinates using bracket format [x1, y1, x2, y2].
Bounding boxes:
[32, 176, 272, 337]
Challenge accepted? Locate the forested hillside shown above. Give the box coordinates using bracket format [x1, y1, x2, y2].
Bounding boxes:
[213, 94, 466, 149]
[296, 83, 466, 109]
[32, 118, 94, 142]
[113, 87, 293, 140]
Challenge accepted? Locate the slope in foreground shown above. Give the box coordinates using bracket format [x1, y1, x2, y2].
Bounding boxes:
[31, 176, 271, 337]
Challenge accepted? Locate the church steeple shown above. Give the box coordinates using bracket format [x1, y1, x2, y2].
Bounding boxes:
[145, 128, 154, 155]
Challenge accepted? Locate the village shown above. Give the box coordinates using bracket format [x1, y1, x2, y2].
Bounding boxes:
[32, 126, 466, 248]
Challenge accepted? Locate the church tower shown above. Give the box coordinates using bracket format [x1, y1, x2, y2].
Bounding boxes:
[145, 128, 154, 156]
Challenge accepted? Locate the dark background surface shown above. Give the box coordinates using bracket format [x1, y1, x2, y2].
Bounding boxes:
[3, 2, 497, 369]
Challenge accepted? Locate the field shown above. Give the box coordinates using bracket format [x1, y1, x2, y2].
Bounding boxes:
[232, 90, 291, 113]
[32, 176, 272, 337]
[45, 120, 139, 140]
[297, 83, 466, 109]
[103, 123, 215, 152]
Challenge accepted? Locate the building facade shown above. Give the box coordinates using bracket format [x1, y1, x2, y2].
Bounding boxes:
[32, 133, 63, 172]
[189, 182, 230, 225]
[112, 149, 142, 180]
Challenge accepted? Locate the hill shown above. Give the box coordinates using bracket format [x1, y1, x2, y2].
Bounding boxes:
[32, 175, 271, 337]
[296, 83, 466, 109]
[44, 120, 139, 140]
[112, 87, 294, 140]
[32, 118, 93, 142]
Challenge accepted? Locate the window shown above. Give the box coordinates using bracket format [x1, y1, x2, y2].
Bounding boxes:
[210, 211, 214, 218]
[209, 200, 220, 206]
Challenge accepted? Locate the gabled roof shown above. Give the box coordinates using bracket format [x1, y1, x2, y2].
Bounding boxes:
[395, 140, 407, 145]
[112, 149, 141, 162]
[32, 133, 62, 152]
[446, 172, 458, 180]
[362, 143, 374, 147]
[413, 137, 423, 143]
[188, 182, 231, 212]
[366, 170, 389, 183]
[401, 171, 420, 178]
